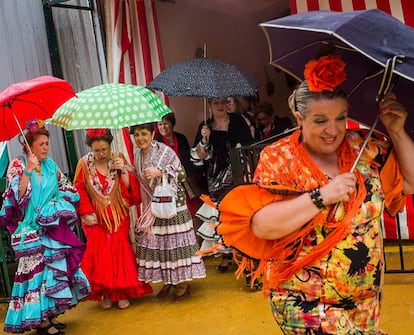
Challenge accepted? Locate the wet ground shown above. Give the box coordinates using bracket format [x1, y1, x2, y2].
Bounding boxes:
[1, 253, 414, 335]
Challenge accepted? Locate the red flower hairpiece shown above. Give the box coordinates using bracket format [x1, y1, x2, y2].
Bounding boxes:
[86, 128, 108, 139]
[26, 118, 45, 134]
[304, 55, 346, 92]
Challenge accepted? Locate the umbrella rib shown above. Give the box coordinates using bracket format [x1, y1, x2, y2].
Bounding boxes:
[347, 69, 384, 97]
[272, 40, 357, 64]
[12, 98, 53, 118]
[264, 25, 412, 83]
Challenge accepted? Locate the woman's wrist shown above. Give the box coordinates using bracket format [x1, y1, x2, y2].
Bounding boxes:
[23, 169, 33, 177]
[309, 187, 326, 210]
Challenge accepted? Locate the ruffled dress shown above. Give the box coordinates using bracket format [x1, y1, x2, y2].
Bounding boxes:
[134, 142, 206, 285]
[0, 156, 90, 333]
[74, 153, 152, 302]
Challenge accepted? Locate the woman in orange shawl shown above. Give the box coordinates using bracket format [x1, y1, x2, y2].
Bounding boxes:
[217, 55, 414, 334]
[74, 129, 152, 310]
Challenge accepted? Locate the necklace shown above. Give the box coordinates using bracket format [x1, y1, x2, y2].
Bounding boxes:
[213, 118, 230, 131]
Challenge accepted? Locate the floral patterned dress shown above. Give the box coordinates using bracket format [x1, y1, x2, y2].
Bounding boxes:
[216, 130, 406, 335]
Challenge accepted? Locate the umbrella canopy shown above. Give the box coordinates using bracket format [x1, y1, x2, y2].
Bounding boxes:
[260, 9, 414, 138]
[0, 76, 76, 141]
[146, 57, 260, 99]
[47, 83, 172, 130]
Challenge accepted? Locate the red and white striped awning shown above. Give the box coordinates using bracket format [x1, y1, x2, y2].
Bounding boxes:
[290, 0, 414, 27]
[109, 0, 165, 163]
[289, 0, 414, 239]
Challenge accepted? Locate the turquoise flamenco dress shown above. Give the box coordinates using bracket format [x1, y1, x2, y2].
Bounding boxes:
[0, 155, 90, 333]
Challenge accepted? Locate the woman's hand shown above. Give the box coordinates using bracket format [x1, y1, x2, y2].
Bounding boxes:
[379, 93, 407, 135]
[26, 152, 39, 172]
[201, 125, 210, 143]
[143, 167, 162, 180]
[112, 155, 126, 172]
[82, 213, 98, 226]
[319, 172, 357, 205]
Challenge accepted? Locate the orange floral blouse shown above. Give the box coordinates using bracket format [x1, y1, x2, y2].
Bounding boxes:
[217, 130, 406, 334]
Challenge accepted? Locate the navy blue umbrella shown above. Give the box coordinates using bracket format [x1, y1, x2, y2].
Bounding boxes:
[147, 57, 260, 99]
[260, 9, 414, 138]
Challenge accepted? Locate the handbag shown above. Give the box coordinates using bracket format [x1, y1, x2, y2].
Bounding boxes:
[151, 172, 177, 219]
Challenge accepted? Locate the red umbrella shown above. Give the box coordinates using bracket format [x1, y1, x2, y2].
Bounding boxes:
[0, 76, 76, 142]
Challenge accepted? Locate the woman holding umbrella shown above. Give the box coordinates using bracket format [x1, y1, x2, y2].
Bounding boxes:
[215, 55, 414, 334]
[73, 129, 152, 310]
[0, 119, 90, 335]
[192, 97, 253, 272]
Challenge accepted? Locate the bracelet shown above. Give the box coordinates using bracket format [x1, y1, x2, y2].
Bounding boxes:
[23, 169, 33, 177]
[309, 187, 326, 210]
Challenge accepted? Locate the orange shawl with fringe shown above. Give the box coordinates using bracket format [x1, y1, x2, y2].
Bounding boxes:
[217, 130, 406, 291]
[74, 154, 131, 233]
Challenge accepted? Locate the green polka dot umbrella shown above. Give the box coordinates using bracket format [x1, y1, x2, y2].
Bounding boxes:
[47, 83, 171, 130]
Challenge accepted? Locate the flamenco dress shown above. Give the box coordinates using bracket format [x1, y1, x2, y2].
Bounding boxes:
[0, 156, 90, 333]
[74, 157, 152, 302]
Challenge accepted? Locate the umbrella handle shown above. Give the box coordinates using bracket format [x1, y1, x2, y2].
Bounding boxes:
[12, 113, 41, 173]
[12, 113, 31, 153]
[350, 115, 380, 173]
[328, 115, 380, 219]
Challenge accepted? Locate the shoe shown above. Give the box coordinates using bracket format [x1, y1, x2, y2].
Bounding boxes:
[245, 277, 263, 290]
[101, 295, 112, 309]
[48, 317, 66, 330]
[217, 257, 232, 273]
[156, 284, 172, 299]
[36, 324, 64, 335]
[118, 299, 130, 309]
[174, 283, 190, 302]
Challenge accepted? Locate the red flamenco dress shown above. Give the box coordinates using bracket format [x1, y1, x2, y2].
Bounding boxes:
[74, 157, 152, 302]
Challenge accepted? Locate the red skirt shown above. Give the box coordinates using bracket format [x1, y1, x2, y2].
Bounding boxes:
[81, 216, 152, 301]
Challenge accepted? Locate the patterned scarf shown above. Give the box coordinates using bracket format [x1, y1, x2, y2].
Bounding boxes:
[135, 141, 181, 234]
[235, 130, 367, 288]
[160, 133, 180, 159]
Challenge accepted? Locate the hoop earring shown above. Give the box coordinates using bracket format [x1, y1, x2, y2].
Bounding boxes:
[151, 140, 156, 147]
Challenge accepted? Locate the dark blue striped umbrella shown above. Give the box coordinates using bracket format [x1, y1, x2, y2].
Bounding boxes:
[260, 9, 414, 138]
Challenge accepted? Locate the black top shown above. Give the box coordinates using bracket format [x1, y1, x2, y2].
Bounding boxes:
[193, 112, 253, 201]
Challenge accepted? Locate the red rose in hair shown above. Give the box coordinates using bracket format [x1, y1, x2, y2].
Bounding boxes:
[304, 55, 346, 92]
[86, 128, 108, 139]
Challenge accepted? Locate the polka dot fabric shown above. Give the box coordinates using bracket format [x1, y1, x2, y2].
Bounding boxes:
[147, 57, 260, 98]
[48, 83, 171, 130]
